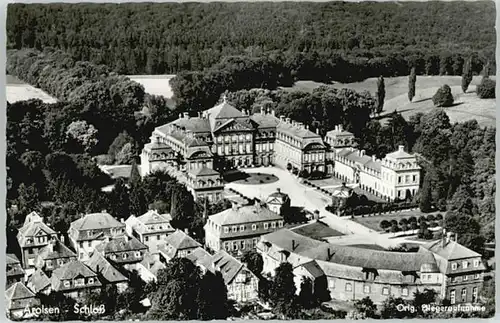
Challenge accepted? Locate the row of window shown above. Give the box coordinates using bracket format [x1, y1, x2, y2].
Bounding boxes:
[217, 134, 253, 144]
[63, 277, 95, 288]
[450, 287, 478, 304]
[397, 174, 418, 184]
[303, 152, 324, 162]
[223, 221, 284, 234]
[223, 238, 259, 251]
[144, 234, 167, 242]
[329, 280, 406, 296]
[451, 273, 482, 283]
[45, 258, 68, 268]
[217, 144, 253, 155]
[451, 259, 481, 270]
[109, 251, 143, 261]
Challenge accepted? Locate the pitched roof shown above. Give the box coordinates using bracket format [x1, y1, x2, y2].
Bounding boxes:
[188, 166, 220, 177]
[170, 117, 211, 133]
[385, 146, 415, 159]
[167, 230, 200, 249]
[17, 220, 56, 245]
[51, 260, 97, 281]
[331, 184, 354, 199]
[209, 204, 282, 226]
[94, 235, 148, 254]
[260, 229, 438, 272]
[140, 252, 166, 277]
[422, 240, 481, 260]
[250, 113, 280, 129]
[212, 250, 245, 285]
[70, 212, 124, 232]
[137, 210, 172, 225]
[144, 142, 173, 151]
[266, 189, 289, 205]
[204, 101, 244, 121]
[186, 247, 213, 270]
[277, 121, 325, 149]
[300, 261, 325, 278]
[36, 239, 77, 261]
[6, 254, 21, 265]
[23, 211, 44, 226]
[5, 282, 35, 300]
[27, 269, 51, 293]
[85, 252, 128, 284]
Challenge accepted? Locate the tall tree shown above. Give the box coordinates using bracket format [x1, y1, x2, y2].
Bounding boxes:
[408, 66, 416, 102]
[461, 57, 473, 93]
[241, 250, 264, 276]
[197, 271, 229, 320]
[419, 173, 432, 213]
[129, 159, 141, 186]
[376, 75, 385, 114]
[298, 277, 314, 309]
[269, 262, 300, 318]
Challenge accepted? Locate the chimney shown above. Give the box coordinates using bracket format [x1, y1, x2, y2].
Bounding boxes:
[316, 128, 319, 135]
[280, 115, 285, 122]
[121, 218, 125, 223]
[96, 264, 100, 273]
[286, 117, 291, 124]
[178, 113, 182, 119]
[183, 112, 189, 119]
[105, 236, 110, 243]
[261, 107, 265, 115]
[441, 228, 447, 247]
[271, 110, 275, 117]
[327, 248, 334, 260]
[60, 234, 65, 244]
[338, 124, 343, 132]
[276, 188, 281, 194]
[342, 182, 347, 188]
[125, 235, 130, 242]
[48, 241, 54, 253]
[267, 107, 270, 114]
[372, 155, 376, 162]
[314, 210, 320, 220]
[454, 233, 458, 242]
[292, 240, 297, 251]
[398, 145, 405, 152]
[184, 228, 189, 235]
[360, 150, 365, 156]
[335, 125, 339, 132]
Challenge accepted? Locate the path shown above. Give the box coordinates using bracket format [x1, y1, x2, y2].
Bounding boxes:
[226, 167, 403, 249]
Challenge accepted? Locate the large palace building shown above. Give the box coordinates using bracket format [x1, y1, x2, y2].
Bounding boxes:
[257, 229, 485, 305]
[141, 98, 421, 201]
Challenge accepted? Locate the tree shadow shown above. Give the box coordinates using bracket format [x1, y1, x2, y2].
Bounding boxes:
[413, 97, 432, 103]
[446, 102, 464, 108]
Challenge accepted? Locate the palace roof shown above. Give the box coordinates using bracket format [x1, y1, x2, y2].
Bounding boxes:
[209, 204, 282, 226]
[385, 145, 415, 160]
[260, 229, 438, 273]
[277, 121, 325, 149]
[137, 210, 173, 225]
[160, 230, 201, 258]
[186, 247, 213, 270]
[188, 166, 221, 177]
[422, 239, 482, 260]
[250, 113, 280, 129]
[212, 250, 247, 285]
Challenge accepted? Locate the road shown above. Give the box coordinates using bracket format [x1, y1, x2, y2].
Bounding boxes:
[225, 167, 404, 249]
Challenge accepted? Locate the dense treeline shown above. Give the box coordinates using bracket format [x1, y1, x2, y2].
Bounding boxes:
[6, 48, 179, 154]
[7, 2, 495, 76]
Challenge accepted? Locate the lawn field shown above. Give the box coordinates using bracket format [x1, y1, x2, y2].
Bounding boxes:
[127, 74, 176, 99]
[292, 221, 344, 240]
[282, 75, 496, 128]
[352, 210, 441, 232]
[6, 74, 58, 104]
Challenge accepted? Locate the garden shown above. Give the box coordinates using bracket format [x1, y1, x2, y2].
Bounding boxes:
[224, 171, 279, 185]
[352, 212, 443, 235]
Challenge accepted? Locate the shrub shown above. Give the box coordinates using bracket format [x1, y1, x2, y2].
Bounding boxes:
[432, 84, 454, 107]
[390, 223, 400, 233]
[390, 219, 398, 226]
[428, 221, 438, 228]
[477, 77, 496, 99]
[418, 215, 427, 223]
[408, 216, 417, 223]
[259, 180, 264, 184]
[95, 154, 114, 165]
[399, 218, 408, 226]
[410, 222, 419, 230]
[435, 213, 443, 220]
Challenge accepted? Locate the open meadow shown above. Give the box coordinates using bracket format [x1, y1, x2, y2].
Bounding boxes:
[6, 74, 58, 104]
[283, 75, 496, 128]
[127, 74, 176, 99]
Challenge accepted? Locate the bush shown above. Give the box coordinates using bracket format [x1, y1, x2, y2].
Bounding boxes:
[399, 218, 408, 226]
[95, 154, 114, 165]
[426, 214, 435, 222]
[435, 213, 443, 220]
[408, 216, 417, 223]
[432, 84, 454, 107]
[477, 77, 496, 99]
[418, 215, 427, 223]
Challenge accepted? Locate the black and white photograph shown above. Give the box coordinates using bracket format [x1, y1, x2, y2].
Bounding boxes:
[4, 0, 496, 320]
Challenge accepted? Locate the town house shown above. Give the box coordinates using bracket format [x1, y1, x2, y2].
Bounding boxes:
[68, 212, 126, 261]
[125, 210, 175, 255]
[157, 230, 201, 263]
[50, 260, 102, 299]
[34, 238, 77, 274]
[204, 202, 284, 257]
[94, 234, 149, 270]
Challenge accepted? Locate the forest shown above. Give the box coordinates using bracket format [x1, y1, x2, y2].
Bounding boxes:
[7, 2, 495, 76]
